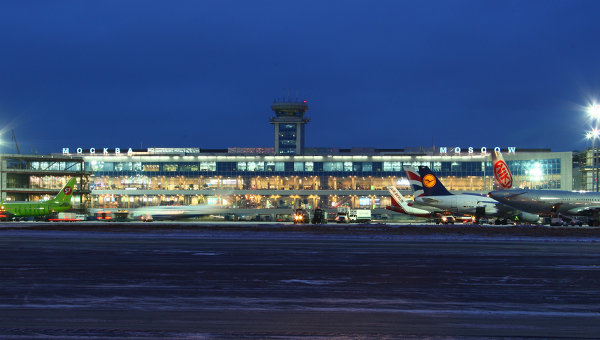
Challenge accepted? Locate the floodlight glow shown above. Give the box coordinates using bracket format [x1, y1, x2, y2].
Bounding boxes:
[590, 103, 600, 120]
[588, 128, 600, 139]
[525, 162, 544, 182]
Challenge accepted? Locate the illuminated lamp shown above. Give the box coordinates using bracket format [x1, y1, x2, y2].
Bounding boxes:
[589, 103, 600, 120]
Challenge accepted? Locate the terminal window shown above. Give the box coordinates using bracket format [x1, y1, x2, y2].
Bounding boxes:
[164, 164, 178, 172]
[142, 164, 159, 172]
[199, 162, 216, 171]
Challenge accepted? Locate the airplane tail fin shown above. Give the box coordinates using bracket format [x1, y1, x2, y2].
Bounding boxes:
[417, 166, 453, 196]
[388, 186, 407, 208]
[54, 178, 77, 204]
[403, 166, 424, 197]
[492, 150, 513, 190]
[387, 186, 409, 214]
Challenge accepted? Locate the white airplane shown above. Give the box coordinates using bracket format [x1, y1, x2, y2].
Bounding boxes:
[386, 186, 440, 217]
[416, 165, 539, 223]
[130, 204, 226, 221]
[488, 152, 600, 225]
[384, 165, 446, 217]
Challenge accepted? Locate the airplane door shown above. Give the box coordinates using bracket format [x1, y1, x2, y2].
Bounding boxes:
[450, 198, 458, 211]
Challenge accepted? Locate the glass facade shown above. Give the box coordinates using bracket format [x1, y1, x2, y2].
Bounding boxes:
[0, 155, 87, 206]
[84, 151, 570, 211]
[6, 158, 82, 172]
[88, 159, 562, 188]
[579, 149, 600, 191]
[0, 150, 572, 217]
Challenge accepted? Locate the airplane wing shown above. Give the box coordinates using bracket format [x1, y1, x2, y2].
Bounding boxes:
[492, 201, 528, 217]
[487, 190, 528, 200]
[419, 197, 440, 204]
[132, 205, 226, 220]
[410, 201, 441, 210]
[563, 205, 600, 216]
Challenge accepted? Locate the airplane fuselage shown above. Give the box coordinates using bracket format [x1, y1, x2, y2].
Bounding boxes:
[1, 201, 71, 217]
[130, 205, 225, 220]
[489, 189, 600, 215]
[0, 178, 77, 219]
[415, 193, 500, 216]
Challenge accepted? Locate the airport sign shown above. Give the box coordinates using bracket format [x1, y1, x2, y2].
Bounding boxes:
[439, 146, 516, 155]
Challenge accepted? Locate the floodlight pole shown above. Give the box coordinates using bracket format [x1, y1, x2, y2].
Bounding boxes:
[593, 137, 600, 192]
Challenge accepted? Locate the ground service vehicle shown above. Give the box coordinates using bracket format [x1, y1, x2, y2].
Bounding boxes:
[95, 211, 113, 221]
[95, 210, 131, 221]
[569, 217, 584, 226]
[348, 209, 371, 223]
[293, 208, 309, 224]
[435, 213, 455, 224]
[113, 211, 130, 222]
[550, 215, 584, 226]
[48, 212, 86, 222]
[312, 208, 327, 224]
[335, 214, 349, 223]
[335, 207, 350, 223]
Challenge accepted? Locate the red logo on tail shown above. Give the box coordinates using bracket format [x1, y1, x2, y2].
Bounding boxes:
[64, 187, 72, 195]
[494, 160, 513, 189]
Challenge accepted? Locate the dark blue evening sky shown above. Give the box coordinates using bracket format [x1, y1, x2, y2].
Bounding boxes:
[1, 0, 600, 154]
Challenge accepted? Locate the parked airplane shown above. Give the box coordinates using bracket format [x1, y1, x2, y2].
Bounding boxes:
[488, 153, 600, 224]
[385, 186, 440, 217]
[0, 178, 77, 220]
[130, 204, 226, 221]
[416, 166, 539, 223]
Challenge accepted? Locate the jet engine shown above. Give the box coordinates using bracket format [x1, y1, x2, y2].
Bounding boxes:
[517, 211, 539, 223]
[481, 205, 499, 215]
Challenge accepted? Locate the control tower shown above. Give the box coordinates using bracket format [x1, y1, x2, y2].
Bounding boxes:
[269, 98, 309, 155]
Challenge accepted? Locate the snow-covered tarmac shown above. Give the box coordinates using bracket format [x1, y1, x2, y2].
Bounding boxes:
[1, 223, 599, 338]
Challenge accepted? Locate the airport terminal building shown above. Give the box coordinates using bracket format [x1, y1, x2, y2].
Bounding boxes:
[0, 100, 575, 219]
[76, 146, 570, 211]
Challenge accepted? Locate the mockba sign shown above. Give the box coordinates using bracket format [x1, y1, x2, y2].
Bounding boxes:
[62, 147, 134, 155]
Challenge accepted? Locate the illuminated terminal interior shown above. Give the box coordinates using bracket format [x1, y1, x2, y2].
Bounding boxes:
[0, 99, 578, 219]
[82, 149, 568, 210]
[0, 148, 571, 219]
